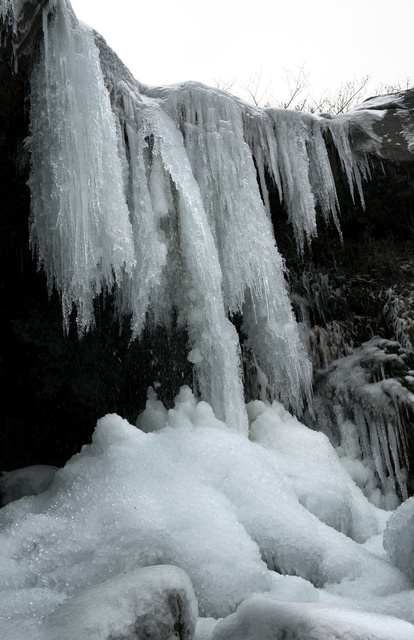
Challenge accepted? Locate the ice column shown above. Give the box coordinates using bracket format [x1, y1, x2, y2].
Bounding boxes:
[147, 83, 313, 415]
[116, 87, 248, 431]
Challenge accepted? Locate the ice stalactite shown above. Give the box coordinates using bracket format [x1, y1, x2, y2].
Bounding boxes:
[118, 90, 248, 431]
[28, 0, 136, 334]
[243, 107, 342, 253]
[145, 83, 314, 416]
[26, 0, 385, 429]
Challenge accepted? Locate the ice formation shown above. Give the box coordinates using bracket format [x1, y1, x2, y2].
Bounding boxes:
[2, 0, 414, 638]
[23, 0, 385, 427]
[312, 338, 413, 507]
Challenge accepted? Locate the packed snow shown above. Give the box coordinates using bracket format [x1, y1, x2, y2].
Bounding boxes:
[2, 0, 414, 638]
[210, 595, 414, 640]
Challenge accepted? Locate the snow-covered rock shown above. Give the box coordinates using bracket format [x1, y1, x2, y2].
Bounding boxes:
[41, 565, 197, 640]
[211, 595, 414, 640]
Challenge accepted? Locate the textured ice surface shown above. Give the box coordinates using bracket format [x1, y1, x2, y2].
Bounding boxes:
[42, 565, 197, 640]
[312, 338, 412, 507]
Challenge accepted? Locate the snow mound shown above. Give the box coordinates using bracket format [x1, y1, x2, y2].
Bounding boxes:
[211, 595, 414, 640]
[1, 388, 413, 638]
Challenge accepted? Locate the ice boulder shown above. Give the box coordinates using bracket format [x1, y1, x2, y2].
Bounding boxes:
[211, 595, 414, 640]
[41, 564, 198, 640]
[383, 496, 414, 583]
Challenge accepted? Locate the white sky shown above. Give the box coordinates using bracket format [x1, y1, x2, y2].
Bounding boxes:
[70, 0, 413, 104]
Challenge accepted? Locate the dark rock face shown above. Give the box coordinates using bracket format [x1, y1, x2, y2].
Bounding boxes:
[1, 1, 414, 495]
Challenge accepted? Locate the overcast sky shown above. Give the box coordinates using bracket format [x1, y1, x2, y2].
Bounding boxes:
[70, 0, 413, 105]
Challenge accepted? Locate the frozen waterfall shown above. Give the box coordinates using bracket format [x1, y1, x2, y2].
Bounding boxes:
[4, 1, 414, 639]
[25, 0, 383, 430]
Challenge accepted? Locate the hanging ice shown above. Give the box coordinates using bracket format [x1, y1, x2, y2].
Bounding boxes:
[28, 0, 136, 334]
[25, 0, 384, 427]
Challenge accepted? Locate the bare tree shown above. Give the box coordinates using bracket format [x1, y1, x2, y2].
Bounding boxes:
[214, 68, 413, 115]
[278, 65, 310, 110]
[241, 69, 275, 107]
[213, 77, 236, 93]
[374, 76, 413, 96]
[317, 75, 371, 114]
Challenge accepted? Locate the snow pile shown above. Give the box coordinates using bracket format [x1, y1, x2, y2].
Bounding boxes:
[247, 400, 379, 541]
[1, 389, 414, 639]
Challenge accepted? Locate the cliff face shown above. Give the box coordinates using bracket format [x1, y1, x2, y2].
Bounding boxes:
[1, 0, 414, 503]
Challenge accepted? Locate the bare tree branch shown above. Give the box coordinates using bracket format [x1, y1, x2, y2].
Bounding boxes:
[213, 68, 412, 115]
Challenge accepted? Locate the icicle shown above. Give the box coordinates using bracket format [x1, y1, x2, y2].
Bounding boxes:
[25, 1, 387, 431]
[244, 107, 342, 253]
[312, 339, 411, 507]
[28, 0, 135, 334]
[326, 110, 381, 209]
[140, 102, 248, 432]
[145, 83, 313, 415]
